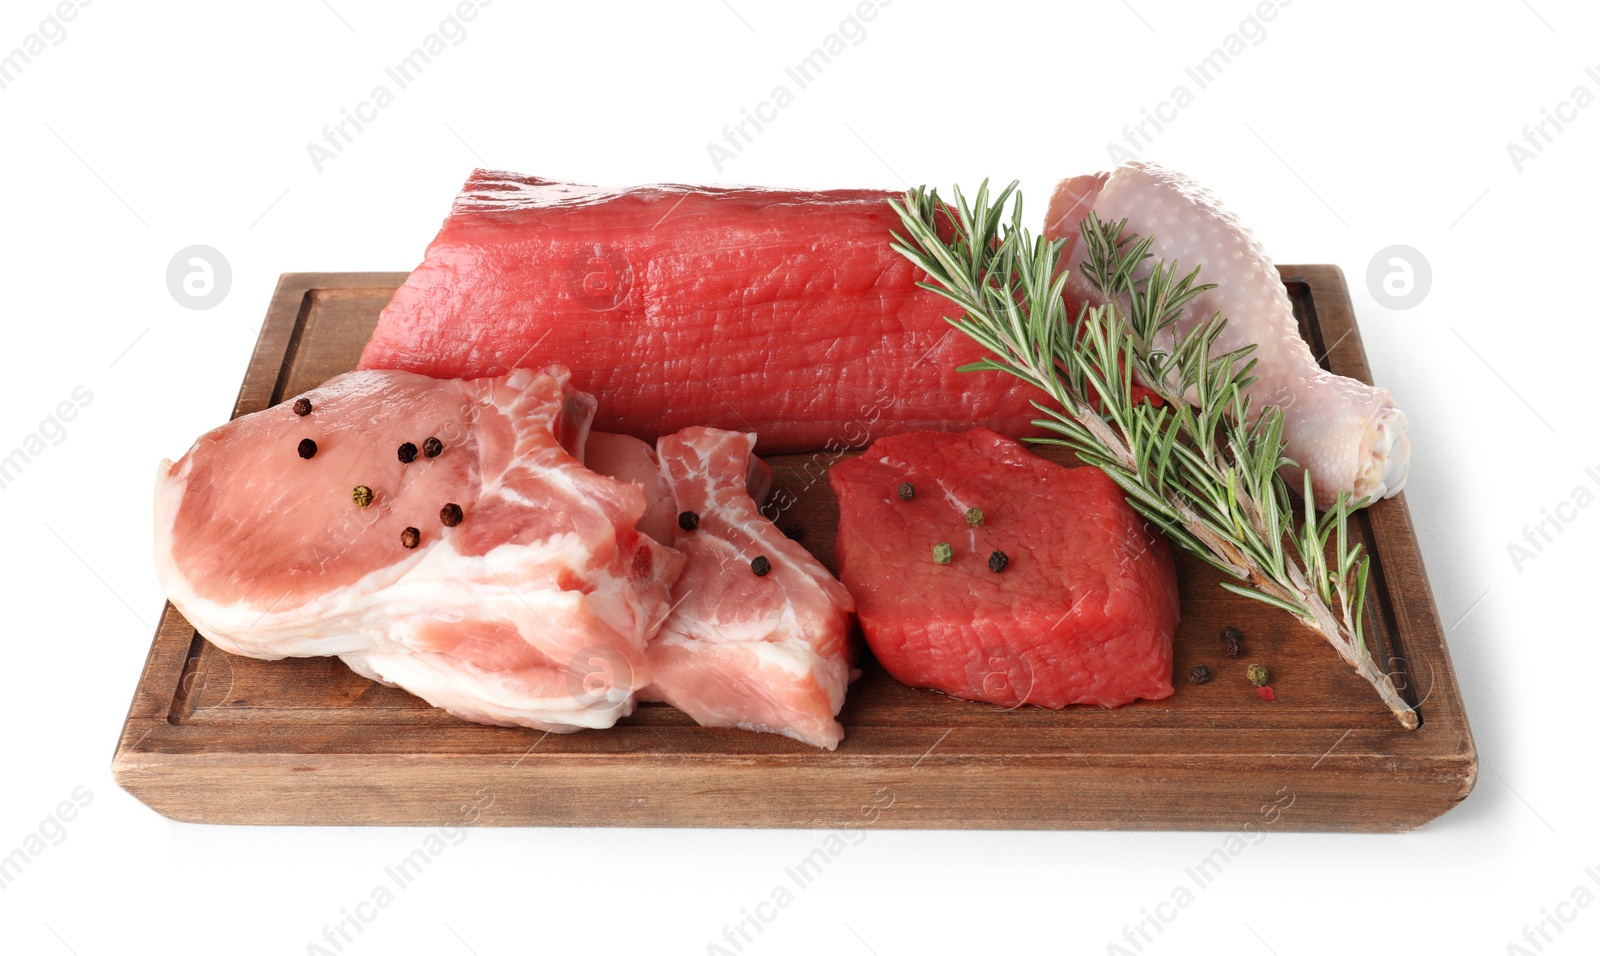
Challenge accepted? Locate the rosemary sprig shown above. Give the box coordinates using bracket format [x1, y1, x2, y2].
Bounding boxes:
[889, 181, 1417, 729]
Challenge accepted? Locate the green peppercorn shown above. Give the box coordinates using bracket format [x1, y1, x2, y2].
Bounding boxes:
[423, 437, 443, 458]
[439, 502, 463, 527]
[678, 510, 699, 532]
[897, 482, 915, 501]
[1189, 664, 1212, 684]
[292, 397, 312, 416]
[297, 438, 317, 459]
[966, 507, 985, 526]
[933, 542, 953, 565]
[988, 550, 1009, 573]
[1247, 663, 1270, 687]
[400, 527, 420, 549]
[351, 485, 374, 508]
[751, 555, 772, 577]
[397, 442, 419, 464]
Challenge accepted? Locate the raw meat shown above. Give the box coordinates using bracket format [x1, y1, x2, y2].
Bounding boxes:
[640, 427, 856, 749]
[1045, 160, 1409, 507]
[581, 432, 678, 545]
[153, 367, 683, 732]
[583, 431, 774, 544]
[357, 169, 1045, 452]
[829, 428, 1178, 709]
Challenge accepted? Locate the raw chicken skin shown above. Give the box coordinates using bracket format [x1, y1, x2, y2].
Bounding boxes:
[1045, 161, 1410, 507]
[153, 367, 683, 732]
[640, 428, 856, 749]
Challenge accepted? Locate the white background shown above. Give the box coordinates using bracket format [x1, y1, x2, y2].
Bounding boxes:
[1, 0, 1594, 953]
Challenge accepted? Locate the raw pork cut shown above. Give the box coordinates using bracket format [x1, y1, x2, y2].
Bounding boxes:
[639, 428, 856, 749]
[581, 432, 678, 545]
[829, 428, 1178, 709]
[357, 169, 1044, 452]
[153, 367, 683, 732]
[1045, 160, 1410, 507]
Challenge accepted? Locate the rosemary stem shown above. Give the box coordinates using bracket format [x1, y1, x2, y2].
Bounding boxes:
[888, 184, 1420, 730]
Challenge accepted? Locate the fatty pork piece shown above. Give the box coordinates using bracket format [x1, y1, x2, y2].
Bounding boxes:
[587, 427, 856, 749]
[153, 367, 683, 732]
[829, 428, 1179, 709]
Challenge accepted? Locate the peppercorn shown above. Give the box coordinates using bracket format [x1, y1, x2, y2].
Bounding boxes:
[397, 442, 419, 464]
[933, 542, 953, 565]
[988, 550, 1009, 573]
[292, 397, 312, 416]
[439, 502, 463, 527]
[422, 437, 443, 458]
[751, 555, 772, 577]
[782, 525, 805, 542]
[351, 485, 374, 508]
[1247, 663, 1270, 687]
[1189, 664, 1212, 684]
[1220, 626, 1243, 657]
[297, 438, 317, 459]
[678, 511, 700, 532]
[897, 482, 915, 501]
[400, 527, 420, 549]
[966, 507, 985, 527]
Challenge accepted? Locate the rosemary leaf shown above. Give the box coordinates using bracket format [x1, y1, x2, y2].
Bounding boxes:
[889, 183, 1418, 729]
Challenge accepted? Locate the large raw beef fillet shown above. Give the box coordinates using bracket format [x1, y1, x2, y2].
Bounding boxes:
[829, 428, 1179, 709]
[357, 169, 1044, 452]
[153, 367, 683, 732]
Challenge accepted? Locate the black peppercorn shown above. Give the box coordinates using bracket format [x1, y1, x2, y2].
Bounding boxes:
[751, 555, 772, 577]
[397, 442, 418, 464]
[400, 527, 420, 549]
[1189, 664, 1212, 685]
[439, 503, 463, 527]
[988, 550, 1009, 573]
[782, 525, 805, 542]
[1220, 626, 1243, 658]
[897, 482, 915, 501]
[423, 437, 443, 458]
[678, 511, 700, 532]
[297, 438, 317, 459]
[292, 398, 312, 416]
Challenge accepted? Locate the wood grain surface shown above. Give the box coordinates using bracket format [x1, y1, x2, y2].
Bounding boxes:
[112, 268, 1476, 830]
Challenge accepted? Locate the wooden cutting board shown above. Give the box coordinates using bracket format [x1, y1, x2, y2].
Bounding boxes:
[112, 268, 1475, 831]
